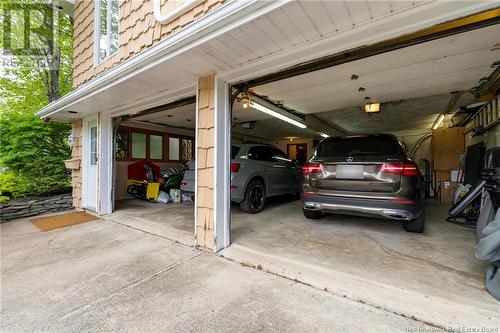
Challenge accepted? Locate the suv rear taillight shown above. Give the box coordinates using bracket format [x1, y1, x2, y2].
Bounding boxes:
[302, 163, 322, 175]
[231, 162, 241, 173]
[381, 163, 417, 177]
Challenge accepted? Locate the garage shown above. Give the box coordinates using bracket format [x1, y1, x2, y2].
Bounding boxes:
[32, 0, 500, 329]
[106, 100, 197, 245]
[221, 15, 500, 328]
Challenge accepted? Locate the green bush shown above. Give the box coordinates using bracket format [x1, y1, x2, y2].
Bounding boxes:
[0, 113, 72, 200]
[0, 168, 70, 203]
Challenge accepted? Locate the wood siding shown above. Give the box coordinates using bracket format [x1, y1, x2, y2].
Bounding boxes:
[195, 75, 215, 249]
[70, 120, 83, 208]
[73, 0, 225, 88]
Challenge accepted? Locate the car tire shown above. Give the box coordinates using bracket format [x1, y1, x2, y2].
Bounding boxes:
[240, 180, 266, 213]
[303, 209, 322, 219]
[404, 212, 425, 233]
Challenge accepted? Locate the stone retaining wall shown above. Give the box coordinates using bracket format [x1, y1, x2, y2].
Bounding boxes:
[0, 194, 73, 222]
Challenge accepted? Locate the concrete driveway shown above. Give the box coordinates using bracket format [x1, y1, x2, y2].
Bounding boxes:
[1, 216, 440, 332]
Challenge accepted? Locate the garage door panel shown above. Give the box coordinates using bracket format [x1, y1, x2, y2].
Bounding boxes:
[262, 52, 494, 112]
[253, 24, 498, 98]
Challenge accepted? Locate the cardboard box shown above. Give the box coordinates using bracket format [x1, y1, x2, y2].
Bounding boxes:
[439, 181, 459, 204]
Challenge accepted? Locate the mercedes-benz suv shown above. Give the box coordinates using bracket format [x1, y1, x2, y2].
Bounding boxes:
[301, 134, 425, 233]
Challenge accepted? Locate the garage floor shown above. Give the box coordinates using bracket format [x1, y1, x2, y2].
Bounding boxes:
[225, 198, 500, 328]
[108, 199, 194, 246]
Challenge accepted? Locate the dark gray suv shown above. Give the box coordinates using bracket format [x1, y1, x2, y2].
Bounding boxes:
[231, 144, 301, 213]
[301, 134, 425, 233]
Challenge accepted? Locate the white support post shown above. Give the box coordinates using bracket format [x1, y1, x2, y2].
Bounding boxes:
[213, 77, 231, 251]
[98, 113, 114, 215]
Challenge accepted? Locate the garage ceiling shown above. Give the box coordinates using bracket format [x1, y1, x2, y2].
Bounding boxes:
[130, 100, 320, 141]
[314, 93, 476, 133]
[125, 22, 498, 138]
[247, 24, 498, 133]
[132, 103, 196, 129]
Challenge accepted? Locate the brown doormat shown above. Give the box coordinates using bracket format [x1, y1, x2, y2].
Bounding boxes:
[30, 211, 98, 231]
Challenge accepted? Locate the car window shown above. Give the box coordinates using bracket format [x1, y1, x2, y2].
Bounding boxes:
[271, 148, 291, 162]
[248, 146, 274, 162]
[231, 146, 240, 159]
[317, 136, 402, 158]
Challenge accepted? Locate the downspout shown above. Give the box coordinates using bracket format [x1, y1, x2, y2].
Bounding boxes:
[153, 0, 203, 24]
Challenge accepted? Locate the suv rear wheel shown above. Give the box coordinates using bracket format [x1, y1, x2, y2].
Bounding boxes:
[303, 209, 322, 219]
[240, 180, 266, 213]
[403, 212, 425, 233]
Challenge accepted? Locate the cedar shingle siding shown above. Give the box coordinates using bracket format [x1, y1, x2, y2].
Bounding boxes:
[195, 75, 215, 249]
[72, 0, 225, 88]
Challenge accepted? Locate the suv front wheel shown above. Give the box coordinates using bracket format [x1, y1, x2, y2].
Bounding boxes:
[240, 180, 266, 213]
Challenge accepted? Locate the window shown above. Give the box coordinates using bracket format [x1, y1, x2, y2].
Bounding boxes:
[231, 146, 240, 159]
[115, 127, 194, 162]
[150, 135, 163, 160]
[317, 136, 403, 158]
[271, 148, 291, 163]
[247, 146, 274, 162]
[180, 138, 193, 161]
[131, 132, 146, 159]
[115, 129, 128, 159]
[90, 127, 98, 165]
[95, 0, 119, 64]
[169, 137, 180, 161]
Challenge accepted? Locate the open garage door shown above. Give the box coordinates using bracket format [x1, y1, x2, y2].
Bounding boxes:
[223, 21, 500, 328]
[107, 98, 197, 246]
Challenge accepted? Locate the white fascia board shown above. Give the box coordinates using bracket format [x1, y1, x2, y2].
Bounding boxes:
[36, 0, 290, 119]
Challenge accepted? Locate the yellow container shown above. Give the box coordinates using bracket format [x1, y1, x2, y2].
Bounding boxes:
[146, 182, 160, 201]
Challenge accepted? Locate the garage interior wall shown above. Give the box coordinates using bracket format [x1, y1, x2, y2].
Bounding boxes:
[114, 121, 194, 200]
[466, 124, 500, 149]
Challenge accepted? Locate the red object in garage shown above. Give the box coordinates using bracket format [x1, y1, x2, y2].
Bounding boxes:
[128, 159, 160, 181]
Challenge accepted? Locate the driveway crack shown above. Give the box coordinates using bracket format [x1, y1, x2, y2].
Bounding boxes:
[58, 252, 204, 321]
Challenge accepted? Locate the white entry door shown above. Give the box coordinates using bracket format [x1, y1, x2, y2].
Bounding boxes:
[83, 119, 98, 211]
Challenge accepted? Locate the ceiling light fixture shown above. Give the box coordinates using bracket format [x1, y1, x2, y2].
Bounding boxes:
[320, 132, 329, 138]
[364, 97, 380, 113]
[432, 114, 446, 130]
[250, 101, 307, 129]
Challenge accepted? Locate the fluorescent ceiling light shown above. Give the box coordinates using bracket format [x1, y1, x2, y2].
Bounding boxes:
[320, 132, 329, 138]
[432, 114, 446, 130]
[250, 101, 307, 129]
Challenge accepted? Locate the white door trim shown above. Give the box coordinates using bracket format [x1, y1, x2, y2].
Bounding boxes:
[213, 76, 231, 251]
[82, 116, 98, 211]
[98, 113, 114, 215]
